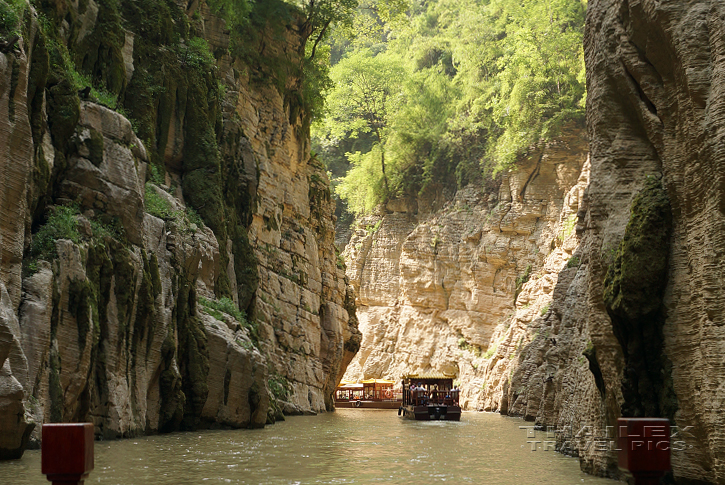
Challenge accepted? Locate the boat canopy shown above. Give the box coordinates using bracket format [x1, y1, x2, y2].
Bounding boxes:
[337, 383, 364, 390]
[361, 379, 395, 384]
[402, 373, 456, 380]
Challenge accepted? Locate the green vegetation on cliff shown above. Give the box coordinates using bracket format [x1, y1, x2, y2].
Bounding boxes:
[17, 0, 362, 434]
[29, 205, 81, 259]
[25, 0, 365, 258]
[0, 0, 25, 40]
[314, 0, 586, 214]
[199, 296, 259, 343]
[603, 176, 678, 420]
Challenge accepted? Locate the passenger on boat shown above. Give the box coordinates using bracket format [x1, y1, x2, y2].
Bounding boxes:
[416, 383, 428, 405]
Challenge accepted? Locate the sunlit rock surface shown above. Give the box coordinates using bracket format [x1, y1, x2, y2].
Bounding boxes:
[343, 128, 589, 408]
[347, 2, 725, 481]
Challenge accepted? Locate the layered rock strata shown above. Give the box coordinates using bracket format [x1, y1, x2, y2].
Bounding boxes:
[347, 1, 725, 482]
[571, 0, 725, 481]
[199, 2, 361, 415]
[343, 129, 589, 409]
[0, 0, 358, 459]
[489, 1, 725, 482]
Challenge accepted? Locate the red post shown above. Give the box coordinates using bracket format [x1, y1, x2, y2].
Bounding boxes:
[617, 418, 670, 485]
[41, 423, 95, 485]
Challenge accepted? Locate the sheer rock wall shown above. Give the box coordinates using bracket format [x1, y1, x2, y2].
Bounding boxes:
[235, 68, 360, 414]
[346, 2, 725, 481]
[343, 129, 589, 408]
[0, 0, 358, 459]
[493, 1, 725, 481]
[572, 0, 725, 481]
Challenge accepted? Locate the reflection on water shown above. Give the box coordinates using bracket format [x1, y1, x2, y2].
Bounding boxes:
[0, 410, 617, 484]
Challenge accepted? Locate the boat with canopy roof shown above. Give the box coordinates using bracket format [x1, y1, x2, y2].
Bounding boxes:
[334, 379, 402, 408]
[398, 373, 461, 421]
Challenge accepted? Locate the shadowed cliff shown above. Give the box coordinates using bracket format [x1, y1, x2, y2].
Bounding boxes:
[0, 0, 360, 459]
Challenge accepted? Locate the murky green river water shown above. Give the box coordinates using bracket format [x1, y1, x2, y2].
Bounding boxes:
[0, 410, 618, 484]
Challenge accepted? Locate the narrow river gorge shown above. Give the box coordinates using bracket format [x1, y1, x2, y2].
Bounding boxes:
[1, 0, 725, 483]
[0, 411, 614, 484]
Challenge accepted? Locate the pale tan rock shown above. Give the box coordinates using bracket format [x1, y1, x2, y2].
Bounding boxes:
[20, 214, 254, 439]
[121, 32, 135, 85]
[193, 226, 222, 300]
[0, 40, 35, 457]
[0, 1, 358, 457]
[73, 0, 99, 46]
[0, 360, 29, 458]
[52, 240, 96, 421]
[18, 263, 53, 396]
[344, 129, 588, 390]
[60, 102, 147, 245]
[194, 17, 354, 415]
[229, 61, 360, 413]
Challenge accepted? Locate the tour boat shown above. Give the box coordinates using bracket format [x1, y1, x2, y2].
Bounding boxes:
[334, 379, 402, 409]
[398, 374, 462, 421]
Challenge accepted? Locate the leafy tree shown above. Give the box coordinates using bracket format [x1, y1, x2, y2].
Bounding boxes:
[208, 0, 364, 121]
[323, 49, 404, 196]
[206, 0, 252, 27]
[476, 0, 586, 170]
[335, 146, 386, 214]
[298, 0, 410, 122]
[291, 0, 359, 62]
[316, 0, 586, 215]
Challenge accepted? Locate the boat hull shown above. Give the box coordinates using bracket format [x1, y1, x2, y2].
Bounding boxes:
[336, 400, 402, 409]
[399, 404, 461, 421]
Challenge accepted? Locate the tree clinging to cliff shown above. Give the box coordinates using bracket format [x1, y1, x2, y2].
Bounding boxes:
[324, 49, 404, 199]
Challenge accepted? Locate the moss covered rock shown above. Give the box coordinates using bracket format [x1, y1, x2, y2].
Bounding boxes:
[603, 176, 677, 419]
[603, 176, 672, 320]
[46, 78, 80, 149]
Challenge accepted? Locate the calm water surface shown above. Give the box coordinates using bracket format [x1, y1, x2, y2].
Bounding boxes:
[0, 410, 617, 484]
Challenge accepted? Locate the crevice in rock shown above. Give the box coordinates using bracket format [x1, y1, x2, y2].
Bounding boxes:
[223, 368, 231, 406]
[621, 61, 659, 119]
[582, 343, 605, 398]
[518, 150, 543, 202]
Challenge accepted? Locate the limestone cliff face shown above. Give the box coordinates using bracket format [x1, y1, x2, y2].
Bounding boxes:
[233, 60, 360, 414]
[577, 0, 725, 481]
[0, 0, 358, 459]
[343, 128, 589, 407]
[198, 2, 360, 415]
[483, 1, 725, 482]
